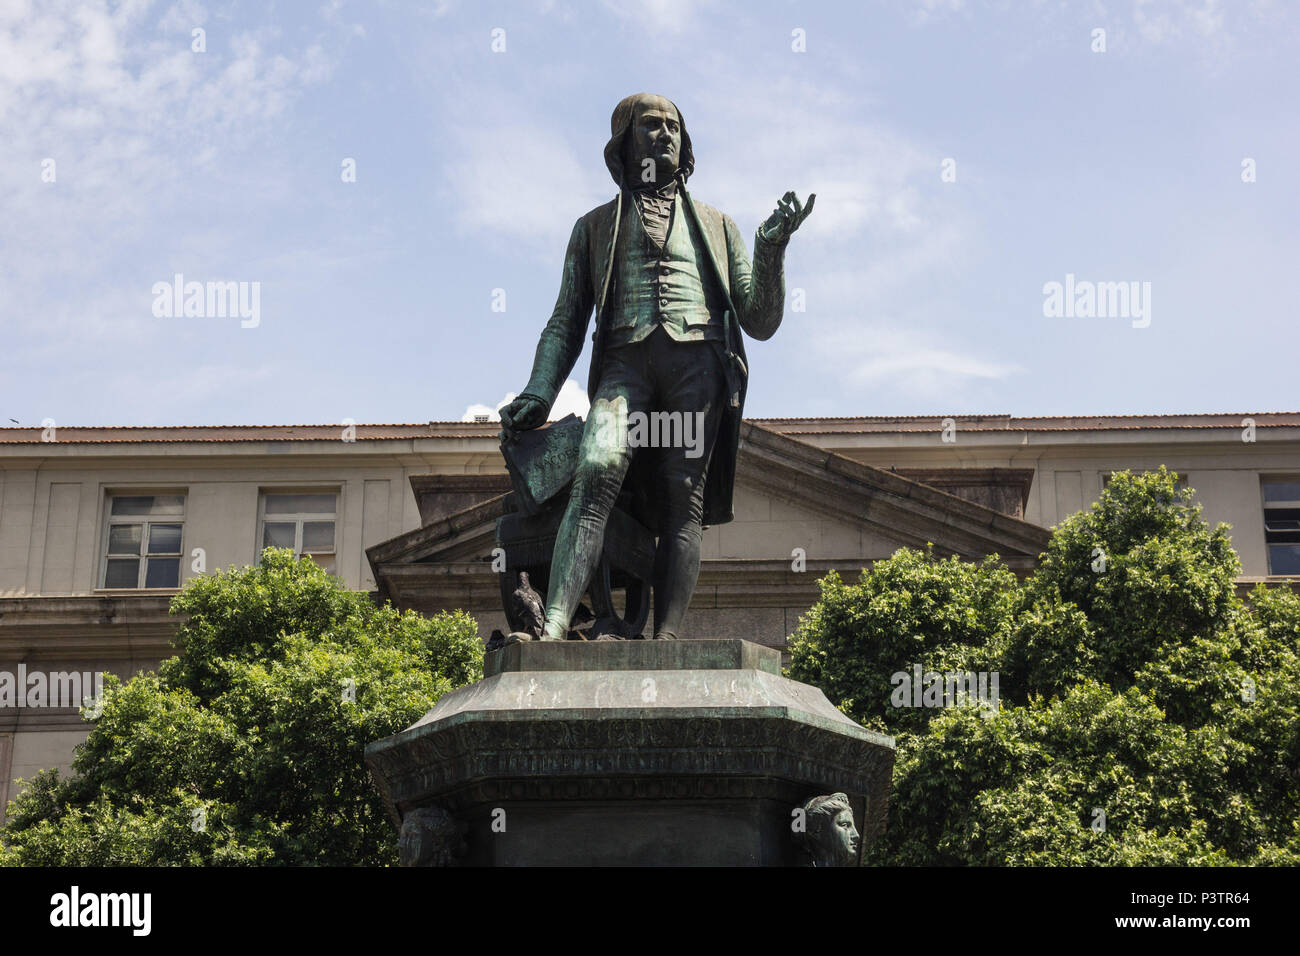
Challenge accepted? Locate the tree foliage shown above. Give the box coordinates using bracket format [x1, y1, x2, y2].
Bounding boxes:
[788, 468, 1300, 865]
[1, 549, 482, 866]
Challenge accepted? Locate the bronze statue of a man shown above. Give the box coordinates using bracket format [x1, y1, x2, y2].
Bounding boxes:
[500, 93, 813, 641]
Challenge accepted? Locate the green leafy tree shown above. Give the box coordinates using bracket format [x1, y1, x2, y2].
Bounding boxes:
[1000, 468, 1240, 705]
[788, 549, 1018, 735]
[0, 549, 482, 866]
[789, 468, 1300, 865]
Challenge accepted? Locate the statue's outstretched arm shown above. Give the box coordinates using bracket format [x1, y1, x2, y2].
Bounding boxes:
[727, 217, 785, 341]
[727, 191, 813, 342]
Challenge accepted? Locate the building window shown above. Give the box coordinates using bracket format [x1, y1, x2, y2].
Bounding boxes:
[259, 491, 338, 572]
[101, 494, 185, 589]
[1262, 479, 1300, 575]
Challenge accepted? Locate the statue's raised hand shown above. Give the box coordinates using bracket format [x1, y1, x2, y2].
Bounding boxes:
[499, 394, 549, 435]
[759, 191, 815, 242]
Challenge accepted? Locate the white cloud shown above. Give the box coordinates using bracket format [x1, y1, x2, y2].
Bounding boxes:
[446, 124, 611, 255]
[802, 221, 967, 312]
[1132, 0, 1226, 42]
[905, 0, 969, 24]
[896, 0, 1284, 62]
[549, 379, 592, 419]
[816, 324, 1018, 395]
[0, 1, 347, 359]
[599, 0, 715, 34]
[461, 378, 590, 423]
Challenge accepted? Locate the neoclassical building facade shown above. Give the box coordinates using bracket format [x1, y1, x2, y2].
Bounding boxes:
[2, 412, 1298, 822]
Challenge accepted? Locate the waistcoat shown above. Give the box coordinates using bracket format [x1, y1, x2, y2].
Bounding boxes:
[604, 192, 727, 348]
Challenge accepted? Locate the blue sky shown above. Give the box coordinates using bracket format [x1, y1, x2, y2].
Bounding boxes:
[2, 0, 1297, 427]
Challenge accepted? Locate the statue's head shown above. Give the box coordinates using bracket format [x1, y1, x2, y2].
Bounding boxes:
[604, 92, 695, 189]
[798, 792, 860, 866]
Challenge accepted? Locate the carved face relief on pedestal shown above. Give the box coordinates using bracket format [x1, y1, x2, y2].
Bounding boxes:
[830, 807, 860, 863]
[398, 805, 465, 867]
[798, 792, 860, 867]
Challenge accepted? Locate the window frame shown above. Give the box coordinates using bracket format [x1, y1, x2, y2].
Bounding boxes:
[99, 491, 187, 590]
[1261, 476, 1300, 576]
[256, 487, 340, 570]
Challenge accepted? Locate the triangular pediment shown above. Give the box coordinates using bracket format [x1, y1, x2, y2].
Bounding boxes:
[367, 493, 506, 570]
[727, 422, 1049, 563]
[367, 422, 1049, 582]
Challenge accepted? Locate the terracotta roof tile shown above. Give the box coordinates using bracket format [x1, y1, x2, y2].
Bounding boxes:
[1, 413, 1297, 445]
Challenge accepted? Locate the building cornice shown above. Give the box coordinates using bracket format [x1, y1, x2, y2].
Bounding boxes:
[0, 595, 178, 661]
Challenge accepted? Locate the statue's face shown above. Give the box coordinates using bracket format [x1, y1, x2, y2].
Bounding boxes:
[625, 95, 681, 184]
[832, 808, 860, 864]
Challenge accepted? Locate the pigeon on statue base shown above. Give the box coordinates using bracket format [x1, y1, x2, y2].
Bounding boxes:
[508, 570, 546, 640]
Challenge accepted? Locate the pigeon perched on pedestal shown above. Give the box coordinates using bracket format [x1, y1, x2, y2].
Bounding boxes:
[509, 571, 546, 640]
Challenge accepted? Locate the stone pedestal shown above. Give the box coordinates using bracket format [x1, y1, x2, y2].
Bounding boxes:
[365, 640, 895, 866]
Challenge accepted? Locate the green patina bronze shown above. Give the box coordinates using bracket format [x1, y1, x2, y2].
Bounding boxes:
[365, 639, 895, 866]
[370, 97, 892, 868]
[499, 93, 814, 642]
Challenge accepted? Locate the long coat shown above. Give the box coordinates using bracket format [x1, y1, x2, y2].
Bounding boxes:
[519, 189, 788, 529]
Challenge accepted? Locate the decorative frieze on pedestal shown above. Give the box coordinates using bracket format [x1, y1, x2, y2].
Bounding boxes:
[366, 639, 895, 866]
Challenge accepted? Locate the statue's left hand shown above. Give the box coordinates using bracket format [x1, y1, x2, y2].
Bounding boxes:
[759, 191, 815, 242]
